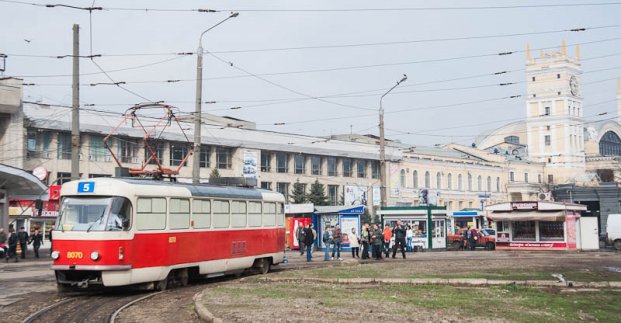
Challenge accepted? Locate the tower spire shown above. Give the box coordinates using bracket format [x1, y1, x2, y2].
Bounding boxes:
[526, 43, 531, 61]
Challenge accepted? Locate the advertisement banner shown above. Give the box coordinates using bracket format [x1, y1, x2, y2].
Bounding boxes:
[340, 215, 360, 247]
[496, 242, 568, 249]
[289, 217, 312, 250]
[344, 185, 368, 206]
[372, 186, 380, 206]
[242, 151, 258, 178]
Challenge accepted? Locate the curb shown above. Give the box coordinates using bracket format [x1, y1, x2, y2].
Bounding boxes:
[193, 290, 222, 323]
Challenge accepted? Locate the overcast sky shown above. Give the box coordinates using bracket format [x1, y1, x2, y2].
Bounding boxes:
[2, 0, 620, 146]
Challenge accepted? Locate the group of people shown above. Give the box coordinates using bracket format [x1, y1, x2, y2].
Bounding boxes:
[0, 225, 46, 262]
[297, 220, 416, 262]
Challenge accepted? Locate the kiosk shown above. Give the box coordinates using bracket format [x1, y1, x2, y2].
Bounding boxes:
[315, 205, 364, 251]
[378, 206, 449, 250]
[284, 203, 314, 250]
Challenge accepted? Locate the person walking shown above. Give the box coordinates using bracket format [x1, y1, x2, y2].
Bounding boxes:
[465, 226, 475, 251]
[30, 229, 44, 258]
[372, 224, 384, 260]
[348, 227, 360, 258]
[382, 224, 392, 258]
[303, 224, 314, 262]
[332, 224, 343, 260]
[392, 220, 407, 259]
[296, 225, 306, 256]
[6, 227, 18, 262]
[17, 227, 29, 259]
[310, 223, 317, 257]
[0, 227, 7, 258]
[322, 225, 332, 261]
[361, 224, 370, 259]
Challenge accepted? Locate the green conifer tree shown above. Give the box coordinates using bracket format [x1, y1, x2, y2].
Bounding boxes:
[308, 179, 329, 206]
[290, 179, 307, 204]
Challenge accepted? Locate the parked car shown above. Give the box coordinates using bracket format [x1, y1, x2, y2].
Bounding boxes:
[448, 228, 496, 250]
[480, 228, 496, 237]
[605, 214, 621, 250]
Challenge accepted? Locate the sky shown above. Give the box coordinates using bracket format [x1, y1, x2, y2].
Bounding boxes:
[1, 0, 620, 147]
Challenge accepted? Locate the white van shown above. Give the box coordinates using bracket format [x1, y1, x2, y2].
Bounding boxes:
[606, 214, 621, 250]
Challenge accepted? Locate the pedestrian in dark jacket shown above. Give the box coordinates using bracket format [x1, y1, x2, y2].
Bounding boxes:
[371, 225, 384, 260]
[303, 224, 314, 262]
[7, 228, 18, 262]
[17, 227, 29, 259]
[296, 225, 306, 255]
[392, 220, 407, 259]
[0, 227, 7, 257]
[331, 224, 343, 260]
[30, 229, 44, 258]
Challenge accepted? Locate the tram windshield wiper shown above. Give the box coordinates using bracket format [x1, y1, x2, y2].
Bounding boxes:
[86, 210, 106, 233]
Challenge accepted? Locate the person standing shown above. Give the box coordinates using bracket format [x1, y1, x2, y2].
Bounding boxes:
[296, 225, 306, 256]
[361, 224, 370, 259]
[465, 226, 475, 251]
[303, 224, 314, 262]
[406, 225, 413, 252]
[332, 224, 343, 260]
[382, 224, 392, 258]
[30, 229, 44, 258]
[372, 224, 384, 260]
[348, 227, 360, 258]
[0, 227, 7, 257]
[322, 225, 332, 261]
[392, 220, 407, 259]
[310, 224, 317, 257]
[17, 227, 29, 259]
[6, 227, 18, 262]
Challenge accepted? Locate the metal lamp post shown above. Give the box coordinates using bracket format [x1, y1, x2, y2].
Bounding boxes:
[193, 12, 239, 184]
[379, 74, 407, 207]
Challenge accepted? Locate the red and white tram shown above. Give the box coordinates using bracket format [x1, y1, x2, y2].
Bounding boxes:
[51, 178, 285, 290]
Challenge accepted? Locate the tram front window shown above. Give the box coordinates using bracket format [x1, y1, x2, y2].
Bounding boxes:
[57, 196, 132, 231]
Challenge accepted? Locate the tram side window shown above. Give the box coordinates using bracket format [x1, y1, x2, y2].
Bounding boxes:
[263, 202, 276, 227]
[136, 197, 167, 230]
[213, 200, 230, 228]
[276, 203, 284, 226]
[231, 201, 247, 228]
[170, 198, 190, 230]
[248, 201, 262, 227]
[193, 199, 211, 229]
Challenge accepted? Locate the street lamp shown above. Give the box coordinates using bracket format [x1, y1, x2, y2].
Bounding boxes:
[193, 12, 239, 184]
[379, 74, 407, 207]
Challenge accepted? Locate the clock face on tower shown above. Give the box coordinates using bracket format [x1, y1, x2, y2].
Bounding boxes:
[569, 75, 579, 96]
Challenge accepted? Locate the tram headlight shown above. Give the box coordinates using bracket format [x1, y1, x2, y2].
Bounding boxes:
[90, 251, 100, 261]
[51, 251, 60, 260]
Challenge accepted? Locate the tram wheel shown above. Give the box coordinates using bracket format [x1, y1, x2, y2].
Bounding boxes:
[257, 258, 271, 275]
[154, 277, 168, 291]
[177, 269, 189, 287]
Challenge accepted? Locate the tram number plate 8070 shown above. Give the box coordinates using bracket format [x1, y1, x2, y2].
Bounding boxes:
[67, 251, 83, 259]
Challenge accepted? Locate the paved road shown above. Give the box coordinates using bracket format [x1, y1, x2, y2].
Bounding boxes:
[0, 246, 55, 306]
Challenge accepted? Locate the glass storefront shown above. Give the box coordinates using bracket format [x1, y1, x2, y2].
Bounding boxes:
[539, 221, 564, 241]
[512, 221, 536, 241]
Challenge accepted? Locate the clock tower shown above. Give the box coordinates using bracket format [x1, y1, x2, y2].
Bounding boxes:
[525, 40, 585, 183]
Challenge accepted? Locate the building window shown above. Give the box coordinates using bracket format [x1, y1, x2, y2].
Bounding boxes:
[447, 173, 452, 190]
[57, 132, 72, 160]
[509, 172, 515, 182]
[200, 146, 211, 168]
[57, 172, 73, 185]
[548, 174, 554, 184]
[436, 172, 442, 189]
[486, 176, 491, 192]
[539, 222, 564, 241]
[294, 154, 305, 174]
[357, 160, 367, 178]
[424, 171, 430, 188]
[544, 106, 550, 116]
[328, 157, 337, 176]
[216, 147, 232, 169]
[599, 131, 621, 156]
[400, 169, 406, 188]
[170, 142, 189, 166]
[277, 182, 289, 202]
[532, 76, 536, 82]
[545, 135, 551, 146]
[467, 173, 472, 191]
[413, 170, 418, 188]
[260, 182, 272, 190]
[145, 141, 165, 165]
[342, 158, 352, 177]
[371, 161, 379, 179]
[504, 136, 519, 144]
[496, 177, 500, 192]
[311, 156, 322, 175]
[119, 138, 139, 163]
[458, 201, 463, 210]
[89, 135, 110, 162]
[328, 185, 339, 205]
[27, 129, 52, 159]
[557, 74, 561, 79]
[538, 174, 542, 183]
[88, 173, 111, 178]
[458, 174, 463, 191]
[260, 151, 271, 172]
[276, 152, 289, 173]
[524, 173, 529, 182]
[513, 221, 536, 241]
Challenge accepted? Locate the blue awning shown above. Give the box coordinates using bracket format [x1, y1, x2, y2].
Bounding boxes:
[452, 211, 481, 217]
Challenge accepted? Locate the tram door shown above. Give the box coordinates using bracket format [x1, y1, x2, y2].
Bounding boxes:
[431, 219, 446, 248]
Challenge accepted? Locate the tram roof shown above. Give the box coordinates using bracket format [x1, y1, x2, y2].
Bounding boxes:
[105, 178, 266, 200]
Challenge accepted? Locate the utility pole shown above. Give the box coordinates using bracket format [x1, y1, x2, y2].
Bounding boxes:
[71, 24, 80, 181]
